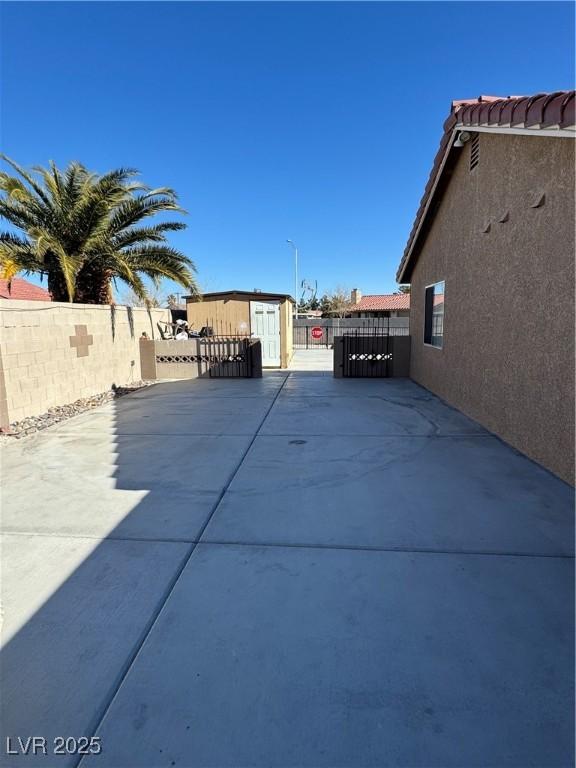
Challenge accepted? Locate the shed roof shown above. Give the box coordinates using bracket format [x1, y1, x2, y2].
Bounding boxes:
[397, 91, 575, 283]
[185, 290, 295, 303]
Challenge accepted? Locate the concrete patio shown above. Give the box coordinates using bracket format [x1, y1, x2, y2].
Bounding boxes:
[289, 347, 333, 371]
[1, 371, 574, 767]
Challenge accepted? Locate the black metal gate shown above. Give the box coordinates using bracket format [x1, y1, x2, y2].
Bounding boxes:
[202, 337, 253, 378]
[293, 317, 409, 349]
[342, 333, 391, 377]
[293, 324, 332, 349]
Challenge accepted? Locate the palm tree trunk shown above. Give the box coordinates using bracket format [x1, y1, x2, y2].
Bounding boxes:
[47, 269, 71, 303]
[75, 263, 113, 304]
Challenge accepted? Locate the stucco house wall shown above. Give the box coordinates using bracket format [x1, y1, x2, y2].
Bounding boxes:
[408, 132, 574, 484]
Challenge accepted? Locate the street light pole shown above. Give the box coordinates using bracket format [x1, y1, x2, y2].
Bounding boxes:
[286, 239, 298, 317]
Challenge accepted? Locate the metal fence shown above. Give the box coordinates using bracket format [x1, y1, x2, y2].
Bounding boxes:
[140, 337, 262, 379]
[293, 317, 409, 349]
[200, 337, 254, 378]
[333, 333, 411, 378]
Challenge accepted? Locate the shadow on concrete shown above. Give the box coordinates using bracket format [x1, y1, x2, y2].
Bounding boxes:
[0, 372, 574, 767]
[0, 375, 286, 766]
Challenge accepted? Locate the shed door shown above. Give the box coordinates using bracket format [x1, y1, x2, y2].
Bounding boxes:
[250, 300, 281, 367]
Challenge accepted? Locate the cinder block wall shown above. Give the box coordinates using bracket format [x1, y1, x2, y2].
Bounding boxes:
[0, 300, 169, 426]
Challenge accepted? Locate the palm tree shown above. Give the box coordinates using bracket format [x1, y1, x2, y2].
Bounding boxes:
[0, 156, 197, 303]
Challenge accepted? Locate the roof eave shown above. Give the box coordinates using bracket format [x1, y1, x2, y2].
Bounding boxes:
[396, 93, 575, 284]
[184, 290, 295, 303]
[396, 126, 458, 283]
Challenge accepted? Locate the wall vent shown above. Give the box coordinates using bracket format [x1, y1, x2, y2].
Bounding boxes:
[469, 133, 480, 172]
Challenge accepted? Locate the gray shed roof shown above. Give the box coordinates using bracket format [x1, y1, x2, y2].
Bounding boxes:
[185, 290, 295, 303]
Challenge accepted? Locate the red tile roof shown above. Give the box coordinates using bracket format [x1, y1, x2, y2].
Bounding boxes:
[349, 293, 410, 312]
[0, 277, 52, 301]
[397, 91, 575, 282]
[455, 92, 574, 129]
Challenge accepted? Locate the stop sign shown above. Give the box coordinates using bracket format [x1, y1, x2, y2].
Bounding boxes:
[311, 326, 323, 339]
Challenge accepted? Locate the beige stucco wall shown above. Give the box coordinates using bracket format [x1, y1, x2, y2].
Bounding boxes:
[408, 132, 575, 484]
[0, 300, 169, 426]
[186, 294, 294, 368]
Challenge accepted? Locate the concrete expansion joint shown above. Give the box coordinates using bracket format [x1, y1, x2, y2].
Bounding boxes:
[197, 539, 575, 560]
[3, 532, 573, 560]
[67, 375, 292, 761]
[255, 432, 496, 439]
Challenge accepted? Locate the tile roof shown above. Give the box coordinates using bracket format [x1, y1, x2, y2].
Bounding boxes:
[349, 293, 410, 312]
[397, 91, 575, 282]
[454, 92, 574, 129]
[0, 277, 52, 301]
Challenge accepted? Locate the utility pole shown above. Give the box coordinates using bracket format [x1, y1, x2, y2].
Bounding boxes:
[286, 239, 298, 318]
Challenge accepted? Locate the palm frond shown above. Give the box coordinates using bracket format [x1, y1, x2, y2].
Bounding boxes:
[1, 155, 54, 209]
[123, 244, 197, 290]
[108, 195, 185, 233]
[97, 167, 140, 187]
[142, 186, 178, 199]
[110, 255, 148, 301]
[0, 198, 44, 231]
[112, 221, 186, 249]
[0, 233, 39, 275]
[32, 229, 80, 301]
[34, 162, 64, 207]
[0, 157, 191, 303]
[63, 162, 88, 208]
[0, 174, 33, 202]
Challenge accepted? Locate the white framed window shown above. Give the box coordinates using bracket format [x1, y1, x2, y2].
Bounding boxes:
[424, 281, 445, 348]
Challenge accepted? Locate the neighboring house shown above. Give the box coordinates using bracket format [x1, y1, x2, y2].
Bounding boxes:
[185, 290, 294, 368]
[297, 309, 323, 319]
[348, 289, 410, 318]
[397, 91, 575, 483]
[0, 277, 51, 301]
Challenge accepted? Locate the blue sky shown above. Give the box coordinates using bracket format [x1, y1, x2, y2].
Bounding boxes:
[1, 1, 574, 301]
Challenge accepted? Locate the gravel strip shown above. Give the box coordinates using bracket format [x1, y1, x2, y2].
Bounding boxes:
[0, 382, 154, 441]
